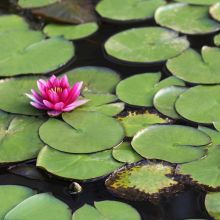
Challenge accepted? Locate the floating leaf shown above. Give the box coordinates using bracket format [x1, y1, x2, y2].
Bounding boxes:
[214, 33, 220, 46]
[175, 85, 220, 124]
[4, 193, 72, 220]
[0, 185, 35, 220]
[104, 27, 189, 64]
[0, 111, 44, 163]
[95, 0, 166, 22]
[210, 3, 220, 22]
[167, 47, 220, 84]
[106, 161, 181, 201]
[175, 0, 220, 5]
[205, 192, 220, 220]
[39, 111, 124, 153]
[116, 72, 185, 107]
[118, 111, 169, 137]
[18, 0, 58, 8]
[155, 3, 220, 35]
[153, 86, 187, 119]
[131, 125, 209, 163]
[37, 146, 123, 180]
[43, 22, 98, 40]
[112, 142, 142, 163]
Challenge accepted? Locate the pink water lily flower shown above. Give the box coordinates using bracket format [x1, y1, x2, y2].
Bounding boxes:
[26, 75, 89, 116]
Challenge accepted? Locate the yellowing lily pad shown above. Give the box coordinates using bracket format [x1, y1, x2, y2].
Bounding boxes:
[175, 0, 220, 5]
[210, 3, 220, 22]
[205, 192, 220, 220]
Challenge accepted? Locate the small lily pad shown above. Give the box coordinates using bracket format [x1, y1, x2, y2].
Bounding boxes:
[175, 85, 220, 124]
[167, 47, 220, 84]
[214, 33, 220, 46]
[95, 0, 166, 22]
[104, 27, 189, 64]
[4, 193, 72, 220]
[210, 3, 220, 22]
[105, 161, 181, 201]
[205, 192, 220, 220]
[43, 22, 98, 40]
[0, 111, 45, 163]
[131, 125, 210, 163]
[73, 201, 141, 220]
[112, 142, 142, 163]
[18, 0, 58, 8]
[155, 3, 220, 35]
[0, 185, 35, 219]
[118, 111, 169, 137]
[175, 0, 220, 5]
[116, 72, 185, 107]
[37, 146, 123, 180]
[153, 86, 187, 119]
[39, 111, 124, 153]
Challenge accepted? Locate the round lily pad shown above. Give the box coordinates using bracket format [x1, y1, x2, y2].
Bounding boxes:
[105, 161, 181, 201]
[95, 0, 166, 22]
[175, 85, 220, 124]
[104, 27, 189, 64]
[118, 111, 169, 137]
[18, 0, 58, 8]
[4, 193, 72, 220]
[167, 47, 220, 84]
[214, 33, 220, 46]
[178, 145, 220, 190]
[66, 66, 120, 94]
[39, 111, 124, 153]
[73, 201, 141, 220]
[116, 72, 185, 107]
[0, 111, 44, 163]
[112, 142, 142, 163]
[37, 146, 123, 180]
[43, 22, 98, 40]
[153, 86, 187, 119]
[0, 185, 35, 219]
[175, 0, 220, 5]
[155, 3, 220, 35]
[210, 3, 220, 22]
[131, 125, 210, 163]
[205, 192, 220, 220]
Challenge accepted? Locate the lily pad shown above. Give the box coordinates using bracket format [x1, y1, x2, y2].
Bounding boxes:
[18, 0, 58, 8]
[105, 161, 181, 201]
[175, 0, 220, 5]
[175, 85, 220, 124]
[73, 201, 141, 220]
[116, 72, 185, 107]
[95, 0, 166, 22]
[155, 3, 220, 35]
[210, 3, 220, 22]
[0, 185, 35, 220]
[39, 111, 124, 153]
[153, 86, 187, 119]
[43, 22, 98, 40]
[112, 142, 142, 163]
[167, 47, 220, 84]
[214, 33, 220, 46]
[118, 111, 169, 137]
[131, 125, 210, 163]
[4, 193, 72, 220]
[205, 192, 220, 220]
[37, 146, 123, 180]
[0, 111, 44, 163]
[66, 66, 120, 94]
[104, 27, 189, 64]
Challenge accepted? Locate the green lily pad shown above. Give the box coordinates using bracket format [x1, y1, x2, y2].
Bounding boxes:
[112, 142, 142, 163]
[210, 3, 220, 22]
[205, 192, 220, 220]
[73, 201, 141, 220]
[153, 86, 187, 119]
[0, 185, 35, 219]
[104, 27, 189, 64]
[37, 146, 123, 180]
[131, 125, 210, 163]
[178, 145, 220, 190]
[105, 161, 181, 201]
[4, 193, 72, 220]
[66, 66, 120, 94]
[18, 0, 58, 8]
[155, 3, 220, 35]
[43, 22, 98, 40]
[167, 47, 220, 84]
[118, 111, 169, 137]
[214, 33, 220, 46]
[175, 0, 220, 5]
[175, 85, 220, 124]
[95, 0, 166, 22]
[116, 72, 185, 107]
[0, 111, 44, 163]
[39, 111, 124, 153]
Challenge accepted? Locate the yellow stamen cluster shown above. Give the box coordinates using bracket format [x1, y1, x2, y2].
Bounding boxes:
[51, 87, 63, 93]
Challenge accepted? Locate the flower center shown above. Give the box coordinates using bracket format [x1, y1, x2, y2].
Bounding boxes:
[51, 87, 63, 93]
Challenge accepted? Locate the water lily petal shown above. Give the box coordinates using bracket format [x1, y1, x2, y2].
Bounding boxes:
[47, 90, 60, 103]
[65, 82, 83, 104]
[31, 89, 43, 102]
[61, 88, 69, 101]
[60, 75, 69, 88]
[30, 101, 48, 110]
[47, 110, 62, 116]
[43, 100, 54, 109]
[63, 99, 89, 111]
[54, 102, 65, 111]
